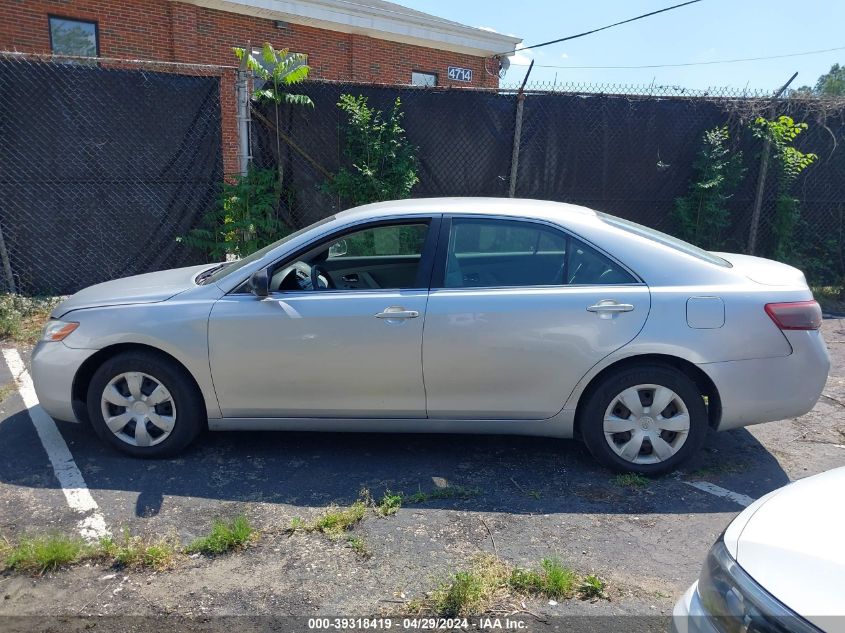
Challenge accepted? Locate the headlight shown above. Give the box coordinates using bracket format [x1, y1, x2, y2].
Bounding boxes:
[697, 540, 820, 633]
[41, 320, 79, 342]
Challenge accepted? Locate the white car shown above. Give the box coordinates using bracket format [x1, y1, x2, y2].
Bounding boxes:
[672, 467, 845, 633]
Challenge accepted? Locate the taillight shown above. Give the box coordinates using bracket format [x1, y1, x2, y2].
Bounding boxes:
[764, 301, 822, 330]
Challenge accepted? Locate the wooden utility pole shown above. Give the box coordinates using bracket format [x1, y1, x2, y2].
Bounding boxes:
[508, 60, 534, 198]
[747, 72, 798, 255]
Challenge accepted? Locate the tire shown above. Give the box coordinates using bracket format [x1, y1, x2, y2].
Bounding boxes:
[86, 350, 205, 458]
[579, 364, 708, 475]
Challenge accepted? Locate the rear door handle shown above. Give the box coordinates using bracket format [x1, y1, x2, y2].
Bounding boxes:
[587, 300, 634, 318]
[342, 273, 359, 282]
[375, 306, 420, 320]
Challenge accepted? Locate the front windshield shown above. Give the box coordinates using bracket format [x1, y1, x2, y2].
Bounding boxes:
[199, 215, 337, 285]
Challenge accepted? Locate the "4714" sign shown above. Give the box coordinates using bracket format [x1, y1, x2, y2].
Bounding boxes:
[447, 66, 473, 83]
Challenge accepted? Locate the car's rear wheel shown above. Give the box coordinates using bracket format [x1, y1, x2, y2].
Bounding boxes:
[86, 350, 204, 458]
[579, 364, 708, 475]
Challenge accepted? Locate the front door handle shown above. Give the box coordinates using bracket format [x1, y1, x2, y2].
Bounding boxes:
[342, 273, 359, 283]
[375, 306, 420, 320]
[587, 300, 634, 319]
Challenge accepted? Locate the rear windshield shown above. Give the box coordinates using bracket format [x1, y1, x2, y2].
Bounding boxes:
[598, 213, 732, 268]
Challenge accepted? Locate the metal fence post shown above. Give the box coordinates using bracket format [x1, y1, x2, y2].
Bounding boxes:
[236, 42, 252, 176]
[508, 60, 534, 198]
[747, 72, 797, 255]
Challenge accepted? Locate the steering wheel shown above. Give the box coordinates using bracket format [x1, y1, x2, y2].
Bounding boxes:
[310, 264, 335, 290]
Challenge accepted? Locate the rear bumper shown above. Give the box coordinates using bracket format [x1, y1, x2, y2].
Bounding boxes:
[30, 341, 97, 423]
[700, 330, 830, 431]
[671, 582, 719, 633]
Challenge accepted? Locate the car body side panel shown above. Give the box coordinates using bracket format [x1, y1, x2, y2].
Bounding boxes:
[423, 285, 650, 419]
[208, 290, 429, 418]
[59, 287, 224, 420]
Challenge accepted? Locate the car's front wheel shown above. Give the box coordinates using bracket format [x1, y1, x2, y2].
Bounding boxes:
[579, 364, 708, 475]
[86, 350, 204, 458]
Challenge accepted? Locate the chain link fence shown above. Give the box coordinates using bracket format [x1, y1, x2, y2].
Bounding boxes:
[2, 52, 844, 294]
[0, 52, 232, 295]
[252, 79, 845, 286]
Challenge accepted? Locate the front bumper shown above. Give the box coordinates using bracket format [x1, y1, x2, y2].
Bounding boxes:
[30, 340, 97, 422]
[700, 329, 830, 431]
[671, 582, 719, 633]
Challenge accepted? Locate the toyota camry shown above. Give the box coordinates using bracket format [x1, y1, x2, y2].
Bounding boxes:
[31, 198, 830, 474]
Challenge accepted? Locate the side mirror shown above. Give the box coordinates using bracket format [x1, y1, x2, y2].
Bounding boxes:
[249, 268, 269, 298]
[328, 239, 348, 258]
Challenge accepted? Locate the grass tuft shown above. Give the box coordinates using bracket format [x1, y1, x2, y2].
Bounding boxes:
[346, 535, 371, 558]
[311, 501, 367, 536]
[186, 515, 254, 555]
[434, 556, 509, 617]
[4, 533, 88, 574]
[578, 574, 606, 599]
[98, 531, 176, 570]
[0, 294, 63, 344]
[376, 490, 403, 516]
[613, 473, 650, 488]
[411, 556, 602, 616]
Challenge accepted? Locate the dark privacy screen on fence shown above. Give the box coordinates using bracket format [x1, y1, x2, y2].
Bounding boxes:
[0, 58, 222, 295]
[254, 83, 845, 285]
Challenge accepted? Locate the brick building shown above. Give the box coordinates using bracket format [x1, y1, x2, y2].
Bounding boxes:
[1, 0, 521, 173]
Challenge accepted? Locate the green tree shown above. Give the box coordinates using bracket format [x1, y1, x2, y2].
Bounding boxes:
[323, 95, 419, 207]
[234, 43, 314, 201]
[751, 115, 818, 261]
[180, 167, 284, 260]
[673, 126, 745, 250]
[796, 63, 845, 97]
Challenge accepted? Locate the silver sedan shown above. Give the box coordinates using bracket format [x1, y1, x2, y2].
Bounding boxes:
[31, 198, 830, 474]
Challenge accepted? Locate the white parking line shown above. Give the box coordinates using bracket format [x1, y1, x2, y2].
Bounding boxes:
[2, 348, 110, 541]
[683, 480, 755, 507]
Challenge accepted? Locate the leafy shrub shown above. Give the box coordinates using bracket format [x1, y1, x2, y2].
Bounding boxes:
[673, 126, 744, 251]
[323, 94, 419, 207]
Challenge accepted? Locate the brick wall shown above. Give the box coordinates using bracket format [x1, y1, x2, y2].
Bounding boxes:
[1, 0, 499, 175]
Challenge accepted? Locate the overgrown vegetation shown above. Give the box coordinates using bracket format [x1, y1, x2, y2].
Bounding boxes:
[751, 115, 818, 262]
[376, 490, 403, 517]
[186, 515, 254, 555]
[99, 530, 176, 570]
[180, 166, 285, 260]
[411, 556, 606, 617]
[4, 533, 88, 574]
[323, 94, 419, 206]
[674, 126, 744, 250]
[0, 294, 62, 344]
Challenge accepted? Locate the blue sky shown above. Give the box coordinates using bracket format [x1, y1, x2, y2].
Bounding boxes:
[394, 0, 845, 91]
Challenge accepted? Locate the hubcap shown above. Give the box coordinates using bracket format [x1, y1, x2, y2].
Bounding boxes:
[100, 372, 176, 447]
[603, 384, 690, 465]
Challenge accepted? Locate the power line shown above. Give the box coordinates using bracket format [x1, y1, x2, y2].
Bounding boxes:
[497, 0, 704, 57]
[509, 45, 845, 70]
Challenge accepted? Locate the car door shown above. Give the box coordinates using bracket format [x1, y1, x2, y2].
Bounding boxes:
[423, 216, 650, 420]
[208, 217, 440, 419]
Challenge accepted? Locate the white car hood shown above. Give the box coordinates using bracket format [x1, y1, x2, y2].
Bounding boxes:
[730, 467, 845, 628]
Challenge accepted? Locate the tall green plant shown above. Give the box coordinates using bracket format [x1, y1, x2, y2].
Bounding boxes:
[751, 115, 818, 261]
[673, 126, 744, 250]
[180, 167, 285, 260]
[234, 43, 314, 200]
[323, 95, 419, 206]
